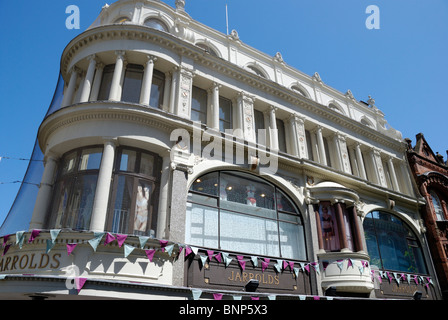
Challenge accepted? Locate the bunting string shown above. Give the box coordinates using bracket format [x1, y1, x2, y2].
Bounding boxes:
[0, 229, 435, 296]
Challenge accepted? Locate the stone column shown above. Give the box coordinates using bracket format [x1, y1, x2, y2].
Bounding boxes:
[156, 153, 172, 239]
[169, 142, 193, 287]
[79, 55, 97, 103]
[162, 71, 172, 112]
[313, 204, 325, 252]
[350, 206, 364, 252]
[268, 106, 279, 150]
[61, 66, 80, 107]
[89, 63, 104, 101]
[334, 201, 349, 251]
[315, 126, 327, 166]
[169, 67, 178, 114]
[29, 154, 59, 230]
[355, 143, 367, 180]
[90, 139, 117, 232]
[108, 51, 126, 101]
[208, 83, 221, 130]
[139, 55, 157, 106]
[287, 114, 299, 157]
[387, 157, 400, 192]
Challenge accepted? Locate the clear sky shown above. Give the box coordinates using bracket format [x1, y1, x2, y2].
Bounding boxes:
[0, 0, 447, 225]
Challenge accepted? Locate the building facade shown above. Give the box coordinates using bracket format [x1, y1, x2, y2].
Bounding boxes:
[0, 0, 441, 300]
[406, 133, 448, 299]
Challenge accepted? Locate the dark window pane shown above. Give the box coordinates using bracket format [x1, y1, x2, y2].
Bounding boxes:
[121, 64, 143, 103]
[149, 70, 165, 109]
[219, 97, 232, 131]
[191, 86, 207, 123]
[276, 119, 287, 153]
[97, 65, 115, 100]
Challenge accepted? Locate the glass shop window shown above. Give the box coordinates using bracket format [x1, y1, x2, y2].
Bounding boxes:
[186, 171, 307, 260]
[363, 210, 428, 274]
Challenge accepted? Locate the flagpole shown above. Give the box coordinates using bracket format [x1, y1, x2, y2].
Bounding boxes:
[226, 4, 229, 35]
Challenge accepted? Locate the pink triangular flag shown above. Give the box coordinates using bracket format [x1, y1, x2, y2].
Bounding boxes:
[213, 293, 223, 300]
[159, 240, 169, 248]
[207, 250, 214, 261]
[214, 253, 222, 263]
[289, 261, 294, 270]
[28, 230, 41, 243]
[322, 261, 329, 270]
[2, 244, 11, 256]
[75, 277, 87, 293]
[116, 234, 127, 248]
[66, 243, 77, 256]
[414, 275, 419, 285]
[2, 235, 10, 247]
[251, 296, 259, 300]
[283, 260, 289, 270]
[264, 258, 270, 264]
[377, 275, 382, 284]
[313, 296, 320, 300]
[104, 232, 116, 245]
[145, 249, 156, 262]
[261, 261, 269, 272]
[237, 255, 244, 261]
[347, 258, 353, 268]
[185, 246, 193, 257]
[238, 259, 246, 271]
[304, 264, 310, 273]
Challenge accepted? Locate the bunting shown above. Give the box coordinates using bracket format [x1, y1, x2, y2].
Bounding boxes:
[0, 229, 435, 299]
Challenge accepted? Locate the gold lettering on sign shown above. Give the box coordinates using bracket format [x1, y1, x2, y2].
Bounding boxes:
[228, 271, 280, 285]
[0, 253, 62, 272]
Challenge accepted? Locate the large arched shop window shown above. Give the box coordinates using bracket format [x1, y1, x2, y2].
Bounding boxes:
[186, 171, 307, 260]
[363, 211, 428, 274]
[48, 146, 103, 230]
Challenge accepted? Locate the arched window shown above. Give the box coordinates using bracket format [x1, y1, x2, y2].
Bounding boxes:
[106, 147, 162, 236]
[144, 18, 169, 32]
[360, 117, 375, 128]
[186, 171, 306, 260]
[430, 190, 445, 221]
[246, 65, 266, 78]
[196, 43, 219, 57]
[291, 85, 308, 98]
[328, 102, 345, 115]
[363, 211, 428, 274]
[48, 147, 103, 230]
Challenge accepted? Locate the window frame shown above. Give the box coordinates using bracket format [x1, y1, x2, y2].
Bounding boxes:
[47, 146, 104, 231]
[363, 210, 429, 275]
[106, 147, 162, 236]
[186, 171, 307, 261]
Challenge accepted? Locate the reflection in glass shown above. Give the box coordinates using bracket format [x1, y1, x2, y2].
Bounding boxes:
[364, 211, 428, 274]
[186, 171, 306, 260]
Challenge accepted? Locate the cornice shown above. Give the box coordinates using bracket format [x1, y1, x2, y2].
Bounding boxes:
[60, 25, 405, 152]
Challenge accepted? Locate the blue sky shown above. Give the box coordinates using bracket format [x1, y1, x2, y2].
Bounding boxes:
[0, 0, 447, 225]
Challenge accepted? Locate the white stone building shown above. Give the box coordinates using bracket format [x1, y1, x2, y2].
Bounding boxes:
[0, 0, 441, 300]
